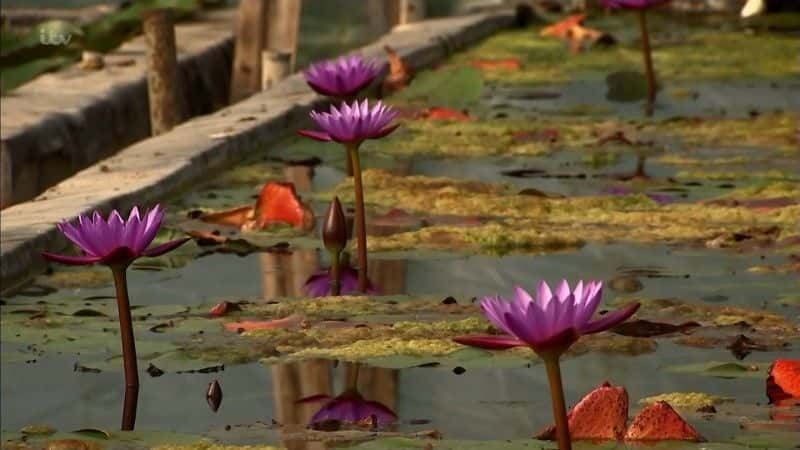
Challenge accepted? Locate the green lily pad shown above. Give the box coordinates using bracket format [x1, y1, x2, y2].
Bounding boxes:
[663, 361, 769, 379]
[392, 66, 484, 109]
[605, 70, 650, 103]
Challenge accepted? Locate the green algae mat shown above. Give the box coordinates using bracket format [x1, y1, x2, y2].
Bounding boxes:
[2, 8, 799, 450]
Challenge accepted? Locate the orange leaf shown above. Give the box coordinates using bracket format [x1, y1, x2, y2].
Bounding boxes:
[224, 314, 304, 332]
[188, 230, 227, 245]
[209, 301, 241, 317]
[381, 45, 412, 96]
[624, 401, 704, 442]
[418, 107, 470, 122]
[471, 58, 521, 70]
[768, 359, 800, 403]
[540, 14, 586, 39]
[536, 381, 628, 441]
[200, 206, 255, 228]
[255, 182, 314, 230]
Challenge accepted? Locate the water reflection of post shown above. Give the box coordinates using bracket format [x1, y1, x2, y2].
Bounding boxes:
[272, 361, 333, 450]
[344, 363, 398, 414]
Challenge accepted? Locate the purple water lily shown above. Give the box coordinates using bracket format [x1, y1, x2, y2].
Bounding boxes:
[602, 0, 670, 8]
[304, 266, 379, 297]
[456, 281, 639, 354]
[42, 205, 188, 267]
[298, 99, 400, 294]
[298, 99, 398, 145]
[455, 280, 639, 450]
[304, 54, 380, 98]
[41, 205, 187, 431]
[299, 390, 397, 426]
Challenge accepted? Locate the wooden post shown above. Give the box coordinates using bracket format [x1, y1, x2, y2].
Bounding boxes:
[0, 143, 11, 209]
[265, 0, 302, 72]
[142, 9, 183, 135]
[397, 0, 425, 26]
[261, 50, 291, 90]
[230, 0, 268, 103]
[367, 0, 390, 38]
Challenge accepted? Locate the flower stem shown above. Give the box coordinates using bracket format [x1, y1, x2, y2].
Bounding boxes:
[637, 10, 656, 107]
[330, 249, 342, 296]
[543, 355, 571, 450]
[346, 362, 361, 391]
[346, 144, 368, 293]
[111, 266, 139, 431]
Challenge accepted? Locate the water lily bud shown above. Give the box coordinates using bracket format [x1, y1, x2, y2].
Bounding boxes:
[207, 380, 223, 412]
[323, 197, 347, 253]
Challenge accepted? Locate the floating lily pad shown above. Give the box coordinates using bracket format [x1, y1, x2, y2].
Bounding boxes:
[663, 361, 769, 379]
[392, 66, 484, 109]
[605, 70, 650, 103]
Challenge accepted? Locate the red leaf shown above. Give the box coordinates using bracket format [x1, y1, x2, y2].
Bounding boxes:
[624, 401, 704, 442]
[200, 206, 255, 228]
[418, 107, 470, 122]
[768, 359, 800, 403]
[471, 58, 521, 70]
[209, 301, 241, 317]
[381, 45, 412, 96]
[535, 381, 628, 441]
[255, 182, 314, 230]
[188, 230, 228, 245]
[224, 314, 304, 332]
[540, 14, 586, 39]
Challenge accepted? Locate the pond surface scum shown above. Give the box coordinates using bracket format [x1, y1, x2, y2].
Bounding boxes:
[2, 5, 799, 450]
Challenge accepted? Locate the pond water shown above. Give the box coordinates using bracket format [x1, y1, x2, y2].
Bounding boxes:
[2, 9, 799, 450]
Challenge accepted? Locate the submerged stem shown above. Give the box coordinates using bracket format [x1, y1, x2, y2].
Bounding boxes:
[543, 355, 572, 450]
[111, 266, 139, 431]
[330, 250, 342, 296]
[346, 144, 368, 293]
[346, 362, 361, 391]
[637, 10, 656, 108]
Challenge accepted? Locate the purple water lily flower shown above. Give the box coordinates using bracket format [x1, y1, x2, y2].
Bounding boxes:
[42, 205, 188, 267]
[298, 99, 399, 145]
[299, 390, 397, 426]
[455, 280, 639, 450]
[304, 266, 379, 297]
[455, 280, 639, 354]
[304, 54, 380, 98]
[602, 0, 670, 9]
[41, 204, 187, 431]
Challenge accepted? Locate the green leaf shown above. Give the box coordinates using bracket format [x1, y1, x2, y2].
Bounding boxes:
[392, 66, 484, 109]
[605, 70, 649, 103]
[663, 361, 769, 379]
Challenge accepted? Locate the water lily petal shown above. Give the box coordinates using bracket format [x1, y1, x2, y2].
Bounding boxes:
[142, 238, 190, 257]
[41, 252, 102, 266]
[581, 302, 641, 335]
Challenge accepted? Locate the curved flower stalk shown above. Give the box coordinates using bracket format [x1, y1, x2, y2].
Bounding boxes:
[454, 280, 640, 450]
[298, 100, 399, 293]
[304, 54, 380, 99]
[603, 0, 670, 109]
[42, 205, 188, 430]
